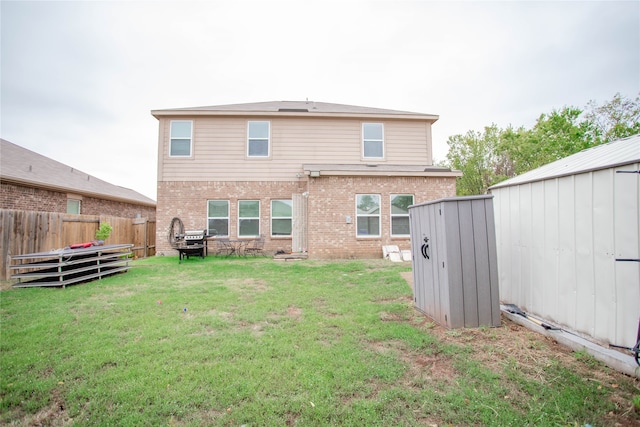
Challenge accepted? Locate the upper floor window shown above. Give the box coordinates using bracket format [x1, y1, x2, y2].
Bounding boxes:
[170, 120, 192, 157]
[362, 123, 384, 158]
[271, 200, 292, 237]
[356, 194, 381, 237]
[247, 121, 270, 157]
[390, 194, 413, 237]
[239, 200, 260, 237]
[67, 199, 81, 214]
[208, 200, 229, 237]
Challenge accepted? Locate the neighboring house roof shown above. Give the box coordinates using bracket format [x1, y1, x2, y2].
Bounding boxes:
[489, 134, 640, 190]
[151, 100, 439, 121]
[303, 164, 462, 177]
[0, 139, 156, 206]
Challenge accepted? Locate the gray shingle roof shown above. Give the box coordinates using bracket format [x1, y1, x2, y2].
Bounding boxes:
[152, 100, 438, 121]
[489, 134, 640, 189]
[0, 139, 156, 206]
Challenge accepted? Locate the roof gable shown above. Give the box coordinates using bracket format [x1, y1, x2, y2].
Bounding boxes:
[0, 139, 156, 206]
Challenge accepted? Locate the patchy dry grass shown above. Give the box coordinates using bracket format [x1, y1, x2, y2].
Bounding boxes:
[1, 256, 639, 426]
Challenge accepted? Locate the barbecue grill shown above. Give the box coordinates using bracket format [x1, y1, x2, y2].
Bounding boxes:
[183, 230, 207, 244]
[176, 230, 208, 262]
[167, 218, 211, 263]
[176, 229, 209, 263]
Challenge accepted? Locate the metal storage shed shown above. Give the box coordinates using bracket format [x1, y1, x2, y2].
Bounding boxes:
[489, 134, 640, 350]
[409, 195, 501, 329]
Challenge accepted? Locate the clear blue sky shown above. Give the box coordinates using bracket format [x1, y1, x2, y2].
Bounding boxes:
[2, 1, 638, 200]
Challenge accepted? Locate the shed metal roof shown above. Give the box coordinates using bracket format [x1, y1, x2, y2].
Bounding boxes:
[0, 139, 156, 206]
[151, 100, 438, 121]
[489, 134, 640, 190]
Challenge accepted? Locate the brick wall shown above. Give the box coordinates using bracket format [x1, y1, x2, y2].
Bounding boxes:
[156, 176, 456, 258]
[1, 183, 66, 212]
[1, 182, 156, 220]
[81, 196, 156, 219]
[307, 176, 457, 259]
[156, 180, 307, 255]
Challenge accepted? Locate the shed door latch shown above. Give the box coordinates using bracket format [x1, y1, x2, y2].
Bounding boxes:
[421, 237, 430, 260]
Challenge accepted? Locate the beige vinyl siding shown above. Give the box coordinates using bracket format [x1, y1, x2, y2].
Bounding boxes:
[384, 121, 431, 163]
[159, 116, 433, 182]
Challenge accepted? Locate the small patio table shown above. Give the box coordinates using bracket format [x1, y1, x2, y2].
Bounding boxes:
[227, 240, 249, 256]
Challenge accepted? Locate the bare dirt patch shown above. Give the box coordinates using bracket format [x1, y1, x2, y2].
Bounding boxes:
[313, 297, 341, 318]
[378, 311, 405, 322]
[205, 309, 234, 320]
[397, 270, 640, 425]
[7, 388, 72, 427]
[236, 308, 302, 336]
[400, 271, 414, 291]
[227, 278, 270, 293]
[367, 309, 640, 425]
[400, 269, 635, 382]
[428, 316, 640, 425]
[286, 305, 303, 320]
[367, 338, 458, 388]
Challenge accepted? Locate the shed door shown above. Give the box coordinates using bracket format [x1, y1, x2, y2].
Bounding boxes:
[410, 204, 438, 323]
[292, 193, 308, 253]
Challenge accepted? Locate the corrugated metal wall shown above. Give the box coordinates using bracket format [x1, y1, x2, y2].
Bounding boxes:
[492, 162, 640, 348]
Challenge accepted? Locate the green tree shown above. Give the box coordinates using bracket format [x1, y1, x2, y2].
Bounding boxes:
[446, 125, 501, 196]
[497, 106, 597, 177]
[585, 92, 640, 142]
[444, 93, 639, 196]
[494, 125, 531, 178]
[530, 106, 596, 163]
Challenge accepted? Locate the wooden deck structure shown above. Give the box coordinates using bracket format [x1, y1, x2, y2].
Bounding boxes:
[0, 210, 155, 281]
[10, 244, 133, 288]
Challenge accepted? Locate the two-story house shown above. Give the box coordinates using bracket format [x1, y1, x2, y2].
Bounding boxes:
[152, 101, 461, 258]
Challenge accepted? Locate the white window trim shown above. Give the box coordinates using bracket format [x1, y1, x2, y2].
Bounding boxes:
[66, 198, 81, 214]
[169, 120, 193, 157]
[238, 200, 260, 238]
[271, 199, 292, 238]
[169, 120, 193, 158]
[362, 123, 384, 159]
[247, 121, 271, 158]
[390, 194, 413, 237]
[355, 194, 381, 238]
[207, 200, 229, 237]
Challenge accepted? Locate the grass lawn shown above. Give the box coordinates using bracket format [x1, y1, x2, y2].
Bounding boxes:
[1, 256, 639, 426]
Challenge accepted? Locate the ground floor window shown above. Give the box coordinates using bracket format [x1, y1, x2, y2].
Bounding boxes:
[239, 200, 260, 237]
[356, 194, 380, 237]
[390, 194, 413, 236]
[271, 199, 292, 237]
[208, 200, 229, 237]
[66, 199, 80, 214]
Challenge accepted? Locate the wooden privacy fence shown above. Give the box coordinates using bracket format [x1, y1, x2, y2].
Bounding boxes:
[0, 209, 155, 281]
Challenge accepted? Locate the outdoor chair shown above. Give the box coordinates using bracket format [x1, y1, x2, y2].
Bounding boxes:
[214, 238, 233, 256]
[244, 235, 265, 257]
